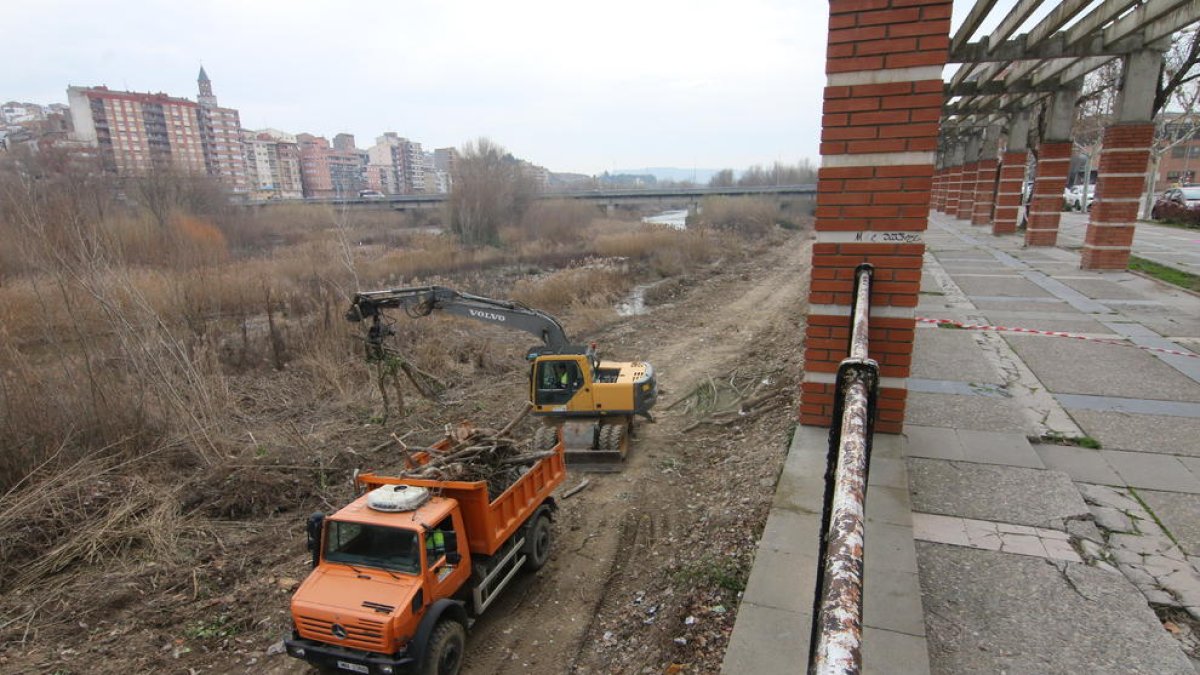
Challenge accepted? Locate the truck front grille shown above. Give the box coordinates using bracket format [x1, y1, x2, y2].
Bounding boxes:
[297, 615, 387, 652]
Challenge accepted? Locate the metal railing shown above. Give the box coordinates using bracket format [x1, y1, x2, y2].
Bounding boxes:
[809, 264, 879, 674]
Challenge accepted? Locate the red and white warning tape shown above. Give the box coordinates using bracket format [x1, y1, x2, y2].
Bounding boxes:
[916, 317, 1200, 359]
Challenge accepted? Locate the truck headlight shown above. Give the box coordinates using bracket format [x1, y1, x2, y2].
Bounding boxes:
[288, 646, 305, 657]
[380, 666, 395, 675]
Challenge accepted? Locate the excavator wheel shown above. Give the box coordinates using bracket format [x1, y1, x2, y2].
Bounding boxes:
[562, 419, 630, 473]
[533, 425, 558, 451]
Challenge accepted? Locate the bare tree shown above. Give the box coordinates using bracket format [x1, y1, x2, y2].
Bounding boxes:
[447, 138, 534, 246]
[708, 169, 735, 188]
[1142, 27, 1200, 217]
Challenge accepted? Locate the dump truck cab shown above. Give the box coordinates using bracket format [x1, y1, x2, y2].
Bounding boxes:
[286, 428, 565, 675]
[287, 491, 472, 674]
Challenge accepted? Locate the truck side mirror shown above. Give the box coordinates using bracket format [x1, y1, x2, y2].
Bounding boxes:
[306, 512, 325, 568]
[443, 531, 461, 565]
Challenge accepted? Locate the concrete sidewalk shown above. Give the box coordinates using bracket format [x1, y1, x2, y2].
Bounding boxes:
[725, 212, 1200, 673]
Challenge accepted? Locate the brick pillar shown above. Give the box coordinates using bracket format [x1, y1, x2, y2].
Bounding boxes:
[971, 158, 998, 225]
[944, 163, 961, 214]
[955, 161, 977, 219]
[803, 0, 951, 435]
[993, 150, 1026, 235]
[1025, 141, 1072, 246]
[1081, 123, 1155, 269]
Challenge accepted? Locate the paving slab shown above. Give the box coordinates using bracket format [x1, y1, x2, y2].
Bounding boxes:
[741, 547, 815, 614]
[1100, 450, 1200, 494]
[907, 458, 1089, 530]
[1057, 277, 1151, 301]
[956, 429, 1044, 468]
[910, 328, 1002, 383]
[971, 298, 1074, 312]
[1033, 444, 1124, 485]
[904, 425, 960, 461]
[904, 392, 1029, 433]
[1004, 334, 1200, 403]
[862, 627, 931, 675]
[917, 543, 1194, 675]
[721, 603, 809, 675]
[1072, 409, 1200, 458]
[978, 312, 1117, 334]
[1136, 490, 1200, 557]
[863, 567, 925, 637]
[950, 277, 1055, 299]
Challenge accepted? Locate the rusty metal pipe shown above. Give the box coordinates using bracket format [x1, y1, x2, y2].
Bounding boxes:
[810, 264, 875, 675]
[847, 267, 872, 361]
[811, 375, 870, 674]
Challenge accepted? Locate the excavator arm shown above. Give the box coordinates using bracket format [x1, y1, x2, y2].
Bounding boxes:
[347, 285, 572, 352]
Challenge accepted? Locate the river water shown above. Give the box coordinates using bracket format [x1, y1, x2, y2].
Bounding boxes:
[640, 209, 688, 229]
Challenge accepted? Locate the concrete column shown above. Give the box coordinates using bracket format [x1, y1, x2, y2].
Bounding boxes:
[932, 151, 947, 212]
[804, 0, 951, 435]
[944, 143, 965, 216]
[971, 125, 1002, 226]
[993, 112, 1030, 235]
[955, 136, 981, 220]
[1081, 50, 1162, 270]
[931, 155, 943, 211]
[1026, 84, 1079, 246]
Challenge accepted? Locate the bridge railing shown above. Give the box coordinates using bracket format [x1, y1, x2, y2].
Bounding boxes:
[808, 263, 878, 674]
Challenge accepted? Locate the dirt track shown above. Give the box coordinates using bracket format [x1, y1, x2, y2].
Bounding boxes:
[0, 230, 811, 675]
[458, 232, 812, 674]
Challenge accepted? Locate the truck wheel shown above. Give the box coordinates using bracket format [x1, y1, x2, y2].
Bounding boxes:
[523, 512, 552, 571]
[420, 620, 466, 675]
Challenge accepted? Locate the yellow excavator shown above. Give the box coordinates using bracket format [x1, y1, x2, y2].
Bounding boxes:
[347, 285, 656, 470]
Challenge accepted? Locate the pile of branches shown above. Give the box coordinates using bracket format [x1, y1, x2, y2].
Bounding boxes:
[667, 368, 790, 433]
[394, 404, 552, 499]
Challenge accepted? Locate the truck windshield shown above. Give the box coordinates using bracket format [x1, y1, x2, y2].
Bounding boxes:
[324, 521, 420, 575]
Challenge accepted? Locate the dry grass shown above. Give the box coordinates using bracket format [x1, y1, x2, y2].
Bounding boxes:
[694, 196, 783, 236]
[594, 224, 730, 276]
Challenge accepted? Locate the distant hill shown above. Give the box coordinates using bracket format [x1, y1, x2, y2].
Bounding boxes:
[614, 167, 721, 184]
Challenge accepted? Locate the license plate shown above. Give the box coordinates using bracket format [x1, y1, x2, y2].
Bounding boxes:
[336, 661, 369, 674]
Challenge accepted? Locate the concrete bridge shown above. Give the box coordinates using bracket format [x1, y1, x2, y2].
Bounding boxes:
[243, 184, 816, 214]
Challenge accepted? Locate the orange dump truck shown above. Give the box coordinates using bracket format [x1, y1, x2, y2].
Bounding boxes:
[285, 431, 566, 675]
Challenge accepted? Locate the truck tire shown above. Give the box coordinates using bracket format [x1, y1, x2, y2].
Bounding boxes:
[523, 512, 552, 571]
[419, 619, 466, 675]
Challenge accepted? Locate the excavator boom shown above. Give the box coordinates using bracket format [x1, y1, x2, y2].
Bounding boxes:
[348, 285, 571, 352]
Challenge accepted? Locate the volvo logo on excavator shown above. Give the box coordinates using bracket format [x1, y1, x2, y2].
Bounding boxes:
[468, 309, 506, 322]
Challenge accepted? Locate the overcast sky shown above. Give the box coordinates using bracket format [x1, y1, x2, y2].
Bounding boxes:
[6, 0, 1021, 175]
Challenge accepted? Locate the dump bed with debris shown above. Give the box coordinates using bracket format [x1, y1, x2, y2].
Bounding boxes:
[354, 423, 565, 556]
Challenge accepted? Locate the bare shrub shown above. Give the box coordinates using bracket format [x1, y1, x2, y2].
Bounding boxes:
[594, 225, 727, 277]
[510, 266, 631, 314]
[507, 199, 597, 245]
[0, 451, 188, 593]
[694, 197, 781, 236]
[447, 138, 535, 246]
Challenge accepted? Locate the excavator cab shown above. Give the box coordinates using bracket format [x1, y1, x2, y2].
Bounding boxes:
[533, 359, 585, 407]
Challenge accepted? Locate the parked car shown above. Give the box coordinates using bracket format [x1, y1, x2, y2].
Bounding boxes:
[358, 189, 385, 199]
[1063, 184, 1094, 211]
[1152, 186, 1200, 219]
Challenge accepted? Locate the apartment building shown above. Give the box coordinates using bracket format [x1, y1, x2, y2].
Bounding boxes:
[243, 128, 302, 199]
[367, 133, 425, 194]
[65, 69, 246, 192]
[67, 86, 208, 175]
[298, 133, 367, 198]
